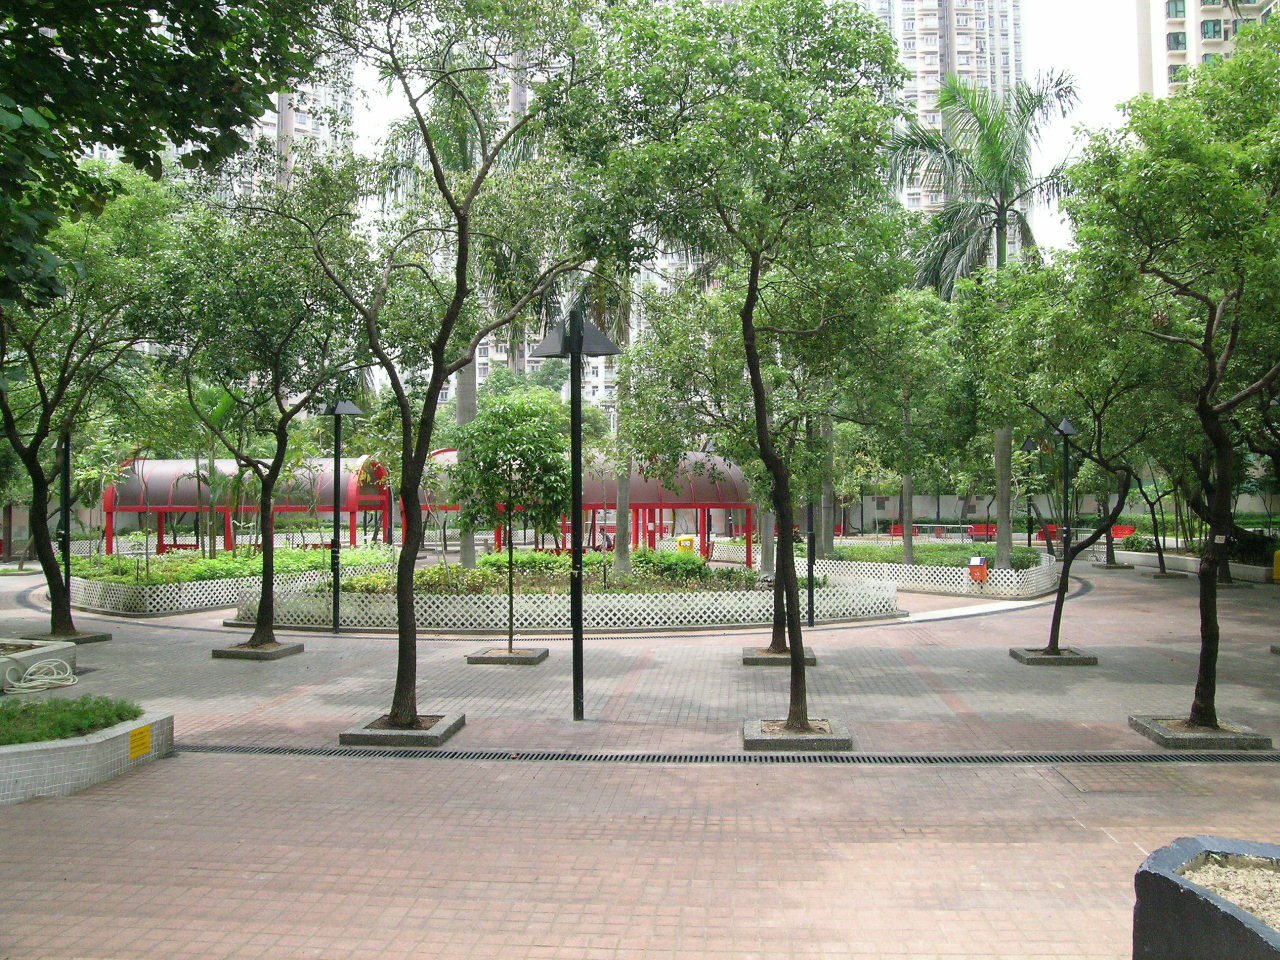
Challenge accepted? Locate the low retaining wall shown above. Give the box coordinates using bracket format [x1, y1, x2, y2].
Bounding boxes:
[241, 581, 900, 631]
[814, 553, 1059, 599]
[1, 711, 173, 805]
[1112, 549, 1273, 583]
[71, 561, 395, 616]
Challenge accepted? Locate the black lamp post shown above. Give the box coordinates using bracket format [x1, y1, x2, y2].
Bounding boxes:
[322, 400, 363, 634]
[1020, 436, 1037, 548]
[58, 433, 71, 593]
[1056, 417, 1078, 555]
[531, 297, 621, 721]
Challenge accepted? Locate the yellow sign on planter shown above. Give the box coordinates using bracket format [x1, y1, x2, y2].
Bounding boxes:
[128, 725, 152, 759]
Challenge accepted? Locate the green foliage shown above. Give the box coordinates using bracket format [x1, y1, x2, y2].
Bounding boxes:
[1, 0, 321, 303]
[71, 547, 391, 585]
[0, 695, 143, 746]
[1122, 535, 1157, 553]
[630, 547, 709, 581]
[454, 392, 571, 536]
[830, 542, 1042, 571]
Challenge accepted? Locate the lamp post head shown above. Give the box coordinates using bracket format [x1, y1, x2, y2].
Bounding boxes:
[530, 299, 622, 359]
[1020, 437, 1038, 453]
[1056, 417, 1078, 437]
[322, 400, 364, 417]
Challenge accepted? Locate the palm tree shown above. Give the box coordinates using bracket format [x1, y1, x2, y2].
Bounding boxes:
[887, 71, 1078, 298]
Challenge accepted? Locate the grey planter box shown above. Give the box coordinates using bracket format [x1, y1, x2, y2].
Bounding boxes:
[1, 712, 173, 805]
[212, 642, 304, 661]
[743, 719, 852, 752]
[1134, 836, 1280, 960]
[465, 647, 548, 665]
[1129, 715, 1272, 750]
[339, 712, 465, 747]
[20, 630, 111, 645]
[741, 646, 817, 666]
[1009, 647, 1098, 666]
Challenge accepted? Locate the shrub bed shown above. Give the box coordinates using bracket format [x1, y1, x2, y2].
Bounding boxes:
[72, 546, 393, 585]
[0, 695, 143, 746]
[830, 543, 1042, 571]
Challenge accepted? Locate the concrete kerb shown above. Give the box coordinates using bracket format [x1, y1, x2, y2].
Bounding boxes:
[20, 629, 112, 645]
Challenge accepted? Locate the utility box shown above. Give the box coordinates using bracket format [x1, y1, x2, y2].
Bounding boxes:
[968, 556, 989, 582]
[677, 534, 696, 555]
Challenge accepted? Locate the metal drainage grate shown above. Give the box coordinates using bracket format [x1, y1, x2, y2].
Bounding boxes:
[175, 743, 1280, 765]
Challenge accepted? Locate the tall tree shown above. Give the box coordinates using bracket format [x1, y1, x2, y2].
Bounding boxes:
[590, 0, 905, 728]
[1067, 20, 1280, 726]
[0, 168, 175, 637]
[888, 71, 1077, 571]
[453, 392, 570, 651]
[163, 196, 366, 649]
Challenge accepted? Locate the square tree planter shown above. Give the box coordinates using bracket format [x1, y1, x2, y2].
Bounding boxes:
[21, 629, 111, 645]
[466, 647, 548, 665]
[1271, 644, 1280, 656]
[339, 713, 465, 748]
[1009, 647, 1097, 666]
[212, 641, 304, 661]
[743, 719, 852, 751]
[1134, 836, 1280, 960]
[1129, 715, 1273, 750]
[741, 646, 817, 666]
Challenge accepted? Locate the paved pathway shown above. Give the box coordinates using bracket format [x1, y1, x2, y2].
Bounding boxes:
[1, 567, 1278, 959]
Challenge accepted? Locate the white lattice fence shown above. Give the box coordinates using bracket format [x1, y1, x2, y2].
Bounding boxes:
[814, 554, 1057, 599]
[71, 562, 395, 615]
[249, 581, 898, 631]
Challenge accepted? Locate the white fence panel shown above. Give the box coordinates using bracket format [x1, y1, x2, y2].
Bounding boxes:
[814, 554, 1057, 600]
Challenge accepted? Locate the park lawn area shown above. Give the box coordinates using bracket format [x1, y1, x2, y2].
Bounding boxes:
[71, 546, 393, 585]
[833, 542, 1042, 571]
[0, 695, 143, 746]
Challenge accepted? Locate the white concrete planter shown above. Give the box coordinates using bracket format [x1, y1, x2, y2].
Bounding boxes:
[0, 639, 76, 686]
[814, 553, 1059, 600]
[242, 581, 900, 632]
[1111, 549, 1273, 583]
[71, 562, 395, 617]
[0, 711, 173, 805]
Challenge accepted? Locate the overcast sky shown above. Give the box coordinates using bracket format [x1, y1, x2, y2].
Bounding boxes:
[1023, 0, 1142, 248]
[354, 1, 1145, 252]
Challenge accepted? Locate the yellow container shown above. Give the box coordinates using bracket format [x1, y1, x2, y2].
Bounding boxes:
[677, 534, 696, 554]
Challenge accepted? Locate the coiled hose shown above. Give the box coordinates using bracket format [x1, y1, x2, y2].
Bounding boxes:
[2, 657, 78, 694]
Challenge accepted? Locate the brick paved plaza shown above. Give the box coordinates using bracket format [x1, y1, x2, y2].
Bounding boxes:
[2, 569, 1278, 959]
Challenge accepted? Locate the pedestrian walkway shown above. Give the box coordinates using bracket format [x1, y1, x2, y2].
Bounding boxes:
[1, 568, 1277, 959]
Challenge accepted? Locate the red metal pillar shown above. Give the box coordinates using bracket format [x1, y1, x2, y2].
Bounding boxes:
[647, 508, 657, 550]
[495, 523, 503, 553]
[631, 508, 639, 548]
[698, 508, 707, 559]
[349, 510, 357, 547]
[745, 506, 754, 570]
[223, 509, 232, 550]
[105, 509, 114, 556]
[156, 513, 166, 555]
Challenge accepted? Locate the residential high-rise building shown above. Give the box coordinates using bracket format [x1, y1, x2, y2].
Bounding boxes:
[869, 0, 1024, 215]
[1137, 0, 1274, 97]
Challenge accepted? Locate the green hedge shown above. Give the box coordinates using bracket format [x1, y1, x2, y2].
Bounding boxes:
[342, 548, 759, 596]
[71, 546, 393, 585]
[0, 695, 143, 746]
[830, 543, 1042, 571]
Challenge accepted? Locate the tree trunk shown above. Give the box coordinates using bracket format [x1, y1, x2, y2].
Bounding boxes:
[457, 359, 477, 569]
[738, 252, 809, 730]
[248, 475, 279, 647]
[389, 464, 423, 727]
[1030, 500, 1057, 558]
[761, 508, 775, 576]
[1190, 404, 1234, 729]
[507, 505, 515, 654]
[29, 472, 76, 636]
[901, 473, 915, 565]
[994, 427, 1013, 569]
[1045, 471, 1132, 655]
[614, 463, 631, 574]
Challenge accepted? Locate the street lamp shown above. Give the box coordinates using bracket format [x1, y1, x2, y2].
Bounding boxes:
[1055, 417, 1078, 556]
[322, 400, 363, 634]
[1020, 436, 1037, 548]
[531, 296, 621, 721]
